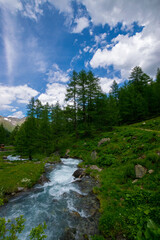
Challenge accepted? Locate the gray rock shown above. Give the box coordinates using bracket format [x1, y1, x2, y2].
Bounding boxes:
[38, 174, 50, 185]
[98, 138, 110, 146]
[148, 169, 154, 174]
[135, 164, 147, 178]
[17, 187, 24, 192]
[91, 151, 97, 160]
[90, 165, 102, 172]
[73, 169, 85, 178]
[132, 179, 138, 184]
[65, 149, 70, 158]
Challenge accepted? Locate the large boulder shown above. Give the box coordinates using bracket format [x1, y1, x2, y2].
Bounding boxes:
[91, 150, 97, 160]
[73, 169, 85, 178]
[98, 138, 110, 147]
[135, 164, 147, 178]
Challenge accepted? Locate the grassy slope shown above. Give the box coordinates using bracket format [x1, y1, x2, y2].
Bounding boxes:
[66, 118, 160, 239]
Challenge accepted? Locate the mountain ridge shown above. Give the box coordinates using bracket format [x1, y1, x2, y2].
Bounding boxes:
[0, 115, 26, 132]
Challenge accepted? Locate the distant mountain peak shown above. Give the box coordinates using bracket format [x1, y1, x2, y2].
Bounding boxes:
[0, 116, 26, 132]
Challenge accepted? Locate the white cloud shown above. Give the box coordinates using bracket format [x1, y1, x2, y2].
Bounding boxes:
[38, 82, 66, 105]
[8, 111, 25, 118]
[47, 64, 69, 83]
[94, 33, 107, 45]
[83, 46, 90, 52]
[0, 0, 22, 13]
[0, 84, 39, 111]
[26, 37, 47, 73]
[80, 0, 160, 27]
[48, 0, 73, 15]
[72, 17, 89, 33]
[80, 0, 160, 78]
[100, 77, 123, 93]
[90, 29, 160, 78]
[2, 10, 20, 83]
[23, 0, 44, 21]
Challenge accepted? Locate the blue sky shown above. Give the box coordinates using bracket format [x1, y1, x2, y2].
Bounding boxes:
[0, 0, 160, 118]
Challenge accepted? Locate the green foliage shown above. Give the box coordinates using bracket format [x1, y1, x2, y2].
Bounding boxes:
[0, 215, 25, 240]
[0, 124, 10, 145]
[29, 222, 47, 240]
[0, 216, 47, 240]
[97, 154, 116, 167]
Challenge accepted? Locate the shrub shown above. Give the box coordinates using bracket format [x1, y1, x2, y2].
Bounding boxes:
[97, 154, 116, 167]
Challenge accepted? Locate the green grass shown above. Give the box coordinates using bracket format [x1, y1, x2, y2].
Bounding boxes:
[66, 118, 160, 239]
[132, 116, 160, 131]
[0, 147, 61, 204]
[0, 160, 44, 202]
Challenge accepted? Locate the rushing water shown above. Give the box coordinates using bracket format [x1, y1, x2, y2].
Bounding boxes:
[0, 158, 99, 239]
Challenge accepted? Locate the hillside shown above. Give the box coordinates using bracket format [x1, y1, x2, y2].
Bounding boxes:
[0, 117, 160, 239]
[64, 117, 160, 240]
[0, 116, 26, 132]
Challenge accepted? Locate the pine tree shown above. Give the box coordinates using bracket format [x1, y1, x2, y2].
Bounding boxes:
[65, 71, 78, 131]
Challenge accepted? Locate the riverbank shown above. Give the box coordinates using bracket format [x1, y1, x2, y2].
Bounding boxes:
[0, 152, 61, 204]
[0, 158, 100, 240]
[62, 118, 160, 240]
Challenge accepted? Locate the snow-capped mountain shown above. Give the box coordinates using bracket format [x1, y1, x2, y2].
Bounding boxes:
[0, 116, 26, 131]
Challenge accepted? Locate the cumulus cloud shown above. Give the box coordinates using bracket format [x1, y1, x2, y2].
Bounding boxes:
[80, 0, 160, 27]
[0, 84, 39, 111]
[84, 0, 160, 78]
[91, 29, 160, 78]
[72, 17, 89, 33]
[100, 77, 123, 93]
[38, 82, 66, 105]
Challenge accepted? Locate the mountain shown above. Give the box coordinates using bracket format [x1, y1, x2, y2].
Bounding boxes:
[0, 116, 26, 132]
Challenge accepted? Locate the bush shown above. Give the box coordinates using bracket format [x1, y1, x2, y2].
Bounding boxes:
[97, 154, 116, 167]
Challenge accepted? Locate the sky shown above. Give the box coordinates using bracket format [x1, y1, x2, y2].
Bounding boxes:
[0, 0, 160, 118]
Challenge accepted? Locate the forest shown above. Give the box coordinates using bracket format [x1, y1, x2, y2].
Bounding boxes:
[1, 66, 160, 159]
[1, 66, 160, 240]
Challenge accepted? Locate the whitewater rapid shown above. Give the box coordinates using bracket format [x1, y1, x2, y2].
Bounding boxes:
[0, 158, 91, 239]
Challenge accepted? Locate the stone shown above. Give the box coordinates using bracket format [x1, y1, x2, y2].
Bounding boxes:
[21, 178, 31, 183]
[38, 174, 50, 185]
[17, 187, 24, 192]
[135, 164, 147, 178]
[91, 151, 97, 160]
[148, 169, 154, 174]
[132, 136, 137, 140]
[65, 149, 70, 157]
[157, 151, 160, 156]
[132, 179, 138, 184]
[98, 138, 110, 146]
[90, 165, 102, 172]
[73, 168, 85, 178]
[71, 211, 81, 217]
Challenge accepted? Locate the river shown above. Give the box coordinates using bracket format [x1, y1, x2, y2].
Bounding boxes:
[0, 158, 100, 240]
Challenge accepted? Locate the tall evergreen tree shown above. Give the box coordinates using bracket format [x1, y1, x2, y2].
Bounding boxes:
[65, 71, 78, 131]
